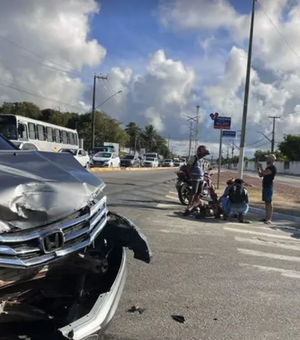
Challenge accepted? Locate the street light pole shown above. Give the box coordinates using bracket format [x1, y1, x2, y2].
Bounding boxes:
[91, 74, 108, 150]
[237, 0, 256, 179]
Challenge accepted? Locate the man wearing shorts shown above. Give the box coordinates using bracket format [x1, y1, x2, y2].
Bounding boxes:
[257, 154, 277, 224]
[183, 145, 210, 216]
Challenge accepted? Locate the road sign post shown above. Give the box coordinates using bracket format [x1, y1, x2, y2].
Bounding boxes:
[211, 115, 232, 189]
[217, 129, 223, 189]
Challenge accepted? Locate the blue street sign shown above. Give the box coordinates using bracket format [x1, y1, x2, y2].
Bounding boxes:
[222, 130, 236, 138]
[214, 116, 231, 130]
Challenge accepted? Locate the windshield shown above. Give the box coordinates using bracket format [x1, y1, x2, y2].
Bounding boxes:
[95, 152, 112, 158]
[124, 155, 134, 160]
[145, 154, 157, 158]
[92, 147, 108, 154]
[146, 158, 155, 161]
[0, 115, 18, 140]
[59, 149, 76, 155]
[164, 159, 172, 162]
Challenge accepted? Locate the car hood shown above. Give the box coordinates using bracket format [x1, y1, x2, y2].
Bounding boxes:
[0, 150, 105, 232]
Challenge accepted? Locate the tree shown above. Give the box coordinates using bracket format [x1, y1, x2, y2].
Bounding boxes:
[125, 122, 141, 151]
[141, 124, 158, 151]
[278, 134, 300, 161]
[252, 149, 287, 162]
[0, 101, 41, 119]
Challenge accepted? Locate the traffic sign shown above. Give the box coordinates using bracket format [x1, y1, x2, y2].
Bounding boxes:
[214, 116, 231, 130]
[222, 130, 236, 138]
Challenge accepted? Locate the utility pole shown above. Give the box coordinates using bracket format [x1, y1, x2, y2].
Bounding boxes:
[194, 105, 200, 153]
[167, 133, 170, 150]
[186, 115, 197, 159]
[237, 0, 256, 179]
[91, 74, 108, 149]
[269, 116, 280, 153]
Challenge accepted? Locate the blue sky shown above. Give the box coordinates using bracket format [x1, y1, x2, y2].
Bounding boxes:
[91, 0, 245, 73]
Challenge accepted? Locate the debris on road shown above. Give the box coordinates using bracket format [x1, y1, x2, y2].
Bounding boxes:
[127, 305, 146, 314]
[171, 315, 185, 323]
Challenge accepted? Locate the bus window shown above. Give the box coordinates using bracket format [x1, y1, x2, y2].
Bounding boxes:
[37, 125, 45, 140]
[68, 132, 74, 145]
[0, 115, 18, 140]
[61, 131, 67, 144]
[54, 129, 60, 143]
[46, 127, 53, 142]
[28, 123, 36, 139]
[18, 122, 28, 140]
[74, 133, 78, 146]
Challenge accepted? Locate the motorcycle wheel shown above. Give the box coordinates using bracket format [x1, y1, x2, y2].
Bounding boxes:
[178, 183, 191, 205]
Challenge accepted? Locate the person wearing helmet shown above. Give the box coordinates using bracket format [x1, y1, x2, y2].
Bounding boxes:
[183, 145, 210, 216]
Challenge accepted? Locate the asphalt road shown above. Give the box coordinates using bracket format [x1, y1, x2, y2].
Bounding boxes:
[95, 169, 300, 340]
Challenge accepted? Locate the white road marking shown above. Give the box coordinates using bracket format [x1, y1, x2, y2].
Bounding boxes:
[235, 236, 300, 251]
[237, 248, 300, 262]
[169, 191, 178, 195]
[240, 263, 300, 279]
[224, 227, 293, 240]
[157, 203, 180, 208]
[165, 195, 178, 201]
[159, 229, 200, 235]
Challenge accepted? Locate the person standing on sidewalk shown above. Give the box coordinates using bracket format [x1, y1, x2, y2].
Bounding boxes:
[257, 154, 277, 224]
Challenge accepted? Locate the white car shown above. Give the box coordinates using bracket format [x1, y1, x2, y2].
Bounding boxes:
[162, 159, 174, 167]
[91, 152, 120, 168]
[13, 141, 39, 151]
[59, 148, 90, 168]
[143, 157, 159, 167]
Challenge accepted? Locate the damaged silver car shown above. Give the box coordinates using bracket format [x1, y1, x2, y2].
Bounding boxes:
[0, 135, 152, 340]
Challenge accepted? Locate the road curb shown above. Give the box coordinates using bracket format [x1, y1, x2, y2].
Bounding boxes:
[89, 167, 178, 172]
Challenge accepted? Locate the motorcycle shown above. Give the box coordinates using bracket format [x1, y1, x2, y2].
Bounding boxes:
[175, 166, 213, 205]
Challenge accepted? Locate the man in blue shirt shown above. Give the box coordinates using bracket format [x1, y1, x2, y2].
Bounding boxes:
[257, 154, 277, 224]
[183, 145, 210, 216]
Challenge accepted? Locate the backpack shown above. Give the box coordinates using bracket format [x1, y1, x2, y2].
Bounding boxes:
[228, 184, 247, 204]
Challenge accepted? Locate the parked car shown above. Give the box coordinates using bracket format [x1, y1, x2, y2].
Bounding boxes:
[120, 154, 141, 167]
[91, 151, 120, 167]
[162, 159, 174, 167]
[59, 148, 90, 168]
[143, 157, 159, 167]
[0, 133, 152, 339]
[13, 141, 39, 151]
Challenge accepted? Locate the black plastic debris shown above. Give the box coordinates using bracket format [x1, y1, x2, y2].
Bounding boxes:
[171, 315, 185, 323]
[127, 305, 145, 314]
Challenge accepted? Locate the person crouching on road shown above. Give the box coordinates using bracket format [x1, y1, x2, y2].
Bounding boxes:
[257, 154, 277, 224]
[183, 145, 210, 216]
[222, 179, 250, 223]
[219, 178, 235, 209]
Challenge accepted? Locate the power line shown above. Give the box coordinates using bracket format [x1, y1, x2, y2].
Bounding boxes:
[0, 78, 85, 112]
[257, 1, 300, 63]
[0, 34, 82, 75]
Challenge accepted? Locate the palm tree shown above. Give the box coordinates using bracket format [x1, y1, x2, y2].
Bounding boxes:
[141, 124, 158, 151]
[125, 122, 141, 152]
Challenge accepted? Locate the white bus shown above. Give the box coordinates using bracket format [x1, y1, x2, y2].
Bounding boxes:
[0, 114, 79, 152]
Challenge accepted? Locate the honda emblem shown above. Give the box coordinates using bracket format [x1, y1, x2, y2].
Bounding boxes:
[41, 231, 64, 253]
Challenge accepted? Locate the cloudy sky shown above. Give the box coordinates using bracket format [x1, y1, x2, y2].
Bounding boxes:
[0, 0, 300, 157]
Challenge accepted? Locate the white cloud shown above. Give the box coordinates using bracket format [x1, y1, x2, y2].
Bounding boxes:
[0, 0, 105, 111]
[159, 0, 242, 31]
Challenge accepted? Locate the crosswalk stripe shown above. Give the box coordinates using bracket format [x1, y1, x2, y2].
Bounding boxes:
[224, 227, 293, 240]
[240, 263, 300, 279]
[235, 236, 300, 251]
[165, 195, 178, 201]
[169, 191, 178, 195]
[237, 248, 300, 262]
[157, 203, 180, 208]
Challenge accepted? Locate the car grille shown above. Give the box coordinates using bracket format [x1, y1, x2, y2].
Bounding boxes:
[93, 161, 106, 166]
[0, 196, 108, 269]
